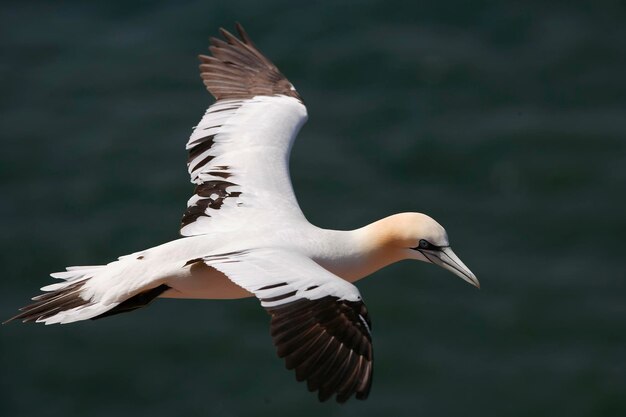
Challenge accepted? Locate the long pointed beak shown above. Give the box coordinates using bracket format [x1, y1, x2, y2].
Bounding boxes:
[421, 247, 479, 288]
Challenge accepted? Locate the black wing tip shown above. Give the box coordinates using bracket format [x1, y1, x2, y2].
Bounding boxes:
[198, 23, 301, 101]
[217, 23, 251, 44]
[315, 384, 370, 403]
[217, 27, 233, 42]
[235, 22, 254, 46]
[217, 25, 248, 49]
[267, 296, 374, 403]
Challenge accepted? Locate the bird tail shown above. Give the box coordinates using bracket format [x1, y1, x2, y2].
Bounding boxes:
[5, 264, 170, 325]
[4, 265, 115, 325]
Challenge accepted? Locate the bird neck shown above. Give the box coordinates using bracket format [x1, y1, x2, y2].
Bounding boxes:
[315, 216, 411, 283]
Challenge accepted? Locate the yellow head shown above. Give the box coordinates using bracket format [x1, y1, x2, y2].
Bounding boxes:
[366, 212, 479, 287]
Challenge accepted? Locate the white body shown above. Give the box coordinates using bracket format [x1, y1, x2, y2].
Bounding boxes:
[13, 27, 477, 404]
[37, 96, 400, 324]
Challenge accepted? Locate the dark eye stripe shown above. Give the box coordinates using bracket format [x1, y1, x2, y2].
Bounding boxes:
[420, 240, 434, 250]
[412, 239, 447, 251]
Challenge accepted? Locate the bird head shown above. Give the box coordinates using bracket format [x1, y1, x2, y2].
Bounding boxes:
[375, 213, 479, 288]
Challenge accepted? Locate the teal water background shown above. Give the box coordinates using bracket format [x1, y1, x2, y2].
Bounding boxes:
[1, 1, 625, 416]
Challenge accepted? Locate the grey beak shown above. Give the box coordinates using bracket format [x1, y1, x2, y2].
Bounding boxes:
[421, 247, 480, 288]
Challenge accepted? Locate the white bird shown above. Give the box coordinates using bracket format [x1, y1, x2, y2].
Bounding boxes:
[6, 24, 479, 403]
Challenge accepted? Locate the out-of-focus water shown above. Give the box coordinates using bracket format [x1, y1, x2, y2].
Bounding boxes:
[1, 1, 625, 416]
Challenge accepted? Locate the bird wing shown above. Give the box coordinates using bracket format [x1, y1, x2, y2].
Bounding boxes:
[181, 24, 308, 236]
[191, 248, 373, 403]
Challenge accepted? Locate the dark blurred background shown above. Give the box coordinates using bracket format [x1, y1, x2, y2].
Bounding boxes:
[1, 1, 625, 416]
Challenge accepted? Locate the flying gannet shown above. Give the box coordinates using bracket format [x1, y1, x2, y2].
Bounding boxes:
[5, 23, 479, 403]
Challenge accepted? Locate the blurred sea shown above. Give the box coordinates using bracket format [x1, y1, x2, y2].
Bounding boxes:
[1, 1, 625, 416]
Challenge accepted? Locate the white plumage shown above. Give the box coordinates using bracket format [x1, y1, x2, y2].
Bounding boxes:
[7, 24, 478, 403]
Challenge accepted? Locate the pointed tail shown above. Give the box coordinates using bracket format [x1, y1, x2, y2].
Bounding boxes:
[5, 265, 114, 325]
[5, 265, 169, 325]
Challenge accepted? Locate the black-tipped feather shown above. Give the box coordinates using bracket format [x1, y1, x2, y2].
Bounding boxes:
[3, 281, 88, 324]
[265, 296, 373, 403]
[183, 23, 302, 233]
[92, 284, 170, 320]
[4, 283, 171, 324]
[199, 23, 301, 101]
[320, 349, 354, 401]
[305, 337, 341, 391]
[337, 357, 364, 403]
[285, 330, 326, 371]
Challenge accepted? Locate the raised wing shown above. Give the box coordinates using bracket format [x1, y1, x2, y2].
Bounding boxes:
[182, 24, 307, 236]
[191, 248, 374, 403]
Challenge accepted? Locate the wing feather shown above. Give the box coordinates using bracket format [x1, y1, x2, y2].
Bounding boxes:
[197, 248, 373, 403]
[181, 24, 307, 236]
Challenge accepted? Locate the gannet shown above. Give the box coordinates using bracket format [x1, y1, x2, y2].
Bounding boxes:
[5, 24, 479, 403]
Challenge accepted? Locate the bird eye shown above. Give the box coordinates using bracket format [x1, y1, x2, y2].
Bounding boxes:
[419, 239, 430, 249]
